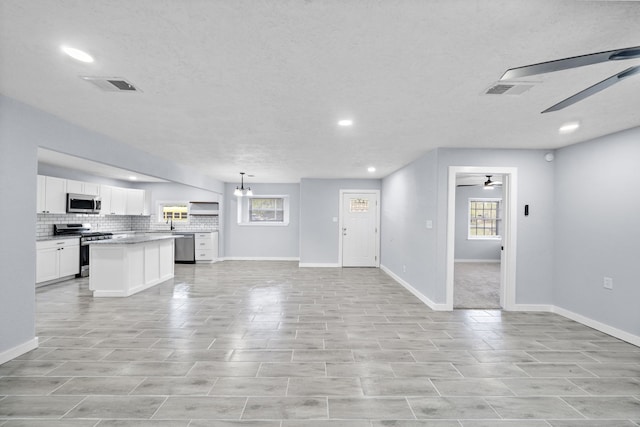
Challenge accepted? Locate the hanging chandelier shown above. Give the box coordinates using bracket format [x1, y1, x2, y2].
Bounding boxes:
[234, 172, 253, 197]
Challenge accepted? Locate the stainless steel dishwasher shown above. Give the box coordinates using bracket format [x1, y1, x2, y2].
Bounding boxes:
[174, 233, 195, 263]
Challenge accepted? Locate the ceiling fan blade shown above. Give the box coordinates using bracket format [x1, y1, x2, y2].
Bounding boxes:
[542, 65, 640, 113]
[500, 46, 640, 80]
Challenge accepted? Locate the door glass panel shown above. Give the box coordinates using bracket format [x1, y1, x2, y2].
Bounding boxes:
[350, 198, 369, 213]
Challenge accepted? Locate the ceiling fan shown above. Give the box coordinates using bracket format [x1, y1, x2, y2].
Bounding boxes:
[457, 175, 502, 188]
[500, 45, 640, 113]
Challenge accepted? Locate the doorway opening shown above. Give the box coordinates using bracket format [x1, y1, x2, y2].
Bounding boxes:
[338, 190, 380, 267]
[446, 167, 518, 310]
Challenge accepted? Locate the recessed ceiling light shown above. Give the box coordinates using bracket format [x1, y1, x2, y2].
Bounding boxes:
[367, 166, 376, 173]
[128, 176, 137, 181]
[61, 45, 94, 63]
[338, 119, 353, 127]
[559, 121, 580, 134]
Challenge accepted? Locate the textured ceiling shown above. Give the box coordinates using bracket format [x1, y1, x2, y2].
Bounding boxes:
[1, 1, 639, 183]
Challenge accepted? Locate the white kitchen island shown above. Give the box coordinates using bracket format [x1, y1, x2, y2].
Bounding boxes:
[89, 235, 177, 297]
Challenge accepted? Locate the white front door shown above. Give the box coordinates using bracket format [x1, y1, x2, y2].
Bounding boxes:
[341, 191, 379, 267]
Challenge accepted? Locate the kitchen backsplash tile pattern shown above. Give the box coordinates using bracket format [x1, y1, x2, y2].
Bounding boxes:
[37, 214, 219, 239]
[149, 214, 219, 231]
[37, 214, 151, 239]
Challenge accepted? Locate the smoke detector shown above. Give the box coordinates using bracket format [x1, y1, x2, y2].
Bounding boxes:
[80, 76, 141, 92]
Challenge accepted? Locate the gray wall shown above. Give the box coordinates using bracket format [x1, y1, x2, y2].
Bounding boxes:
[554, 129, 640, 336]
[380, 151, 439, 296]
[300, 178, 381, 265]
[0, 95, 223, 359]
[382, 147, 555, 305]
[454, 185, 502, 261]
[0, 100, 37, 357]
[224, 183, 300, 259]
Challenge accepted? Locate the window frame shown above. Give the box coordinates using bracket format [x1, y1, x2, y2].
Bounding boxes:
[468, 197, 502, 240]
[237, 195, 290, 226]
[157, 201, 190, 224]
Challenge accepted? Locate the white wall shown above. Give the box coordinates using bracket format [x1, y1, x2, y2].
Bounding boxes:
[554, 129, 640, 337]
[299, 178, 381, 265]
[454, 185, 502, 261]
[224, 183, 300, 260]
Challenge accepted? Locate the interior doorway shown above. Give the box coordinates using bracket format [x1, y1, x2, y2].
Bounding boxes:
[339, 190, 380, 267]
[446, 167, 518, 310]
[452, 175, 503, 308]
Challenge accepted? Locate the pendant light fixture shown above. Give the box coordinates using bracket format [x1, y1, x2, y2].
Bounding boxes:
[234, 172, 253, 197]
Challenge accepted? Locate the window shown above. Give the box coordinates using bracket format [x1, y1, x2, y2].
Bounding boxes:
[158, 202, 189, 223]
[468, 198, 501, 239]
[349, 198, 369, 213]
[238, 195, 290, 226]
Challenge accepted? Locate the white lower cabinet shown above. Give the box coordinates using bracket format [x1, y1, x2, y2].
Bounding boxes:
[36, 238, 80, 284]
[90, 237, 175, 297]
[194, 232, 218, 263]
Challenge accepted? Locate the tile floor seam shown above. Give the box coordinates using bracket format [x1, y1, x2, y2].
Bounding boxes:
[58, 394, 88, 420]
[147, 395, 169, 420]
[557, 395, 590, 420]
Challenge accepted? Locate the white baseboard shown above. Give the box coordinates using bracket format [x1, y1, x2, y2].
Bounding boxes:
[0, 337, 39, 365]
[380, 265, 449, 311]
[299, 263, 340, 268]
[454, 259, 500, 263]
[380, 269, 640, 346]
[511, 304, 554, 312]
[551, 305, 640, 347]
[508, 304, 640, 346]
[223, 257, 299, 261]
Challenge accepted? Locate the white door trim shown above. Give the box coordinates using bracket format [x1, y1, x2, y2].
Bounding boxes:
[446, 166, 518, 310]
[338, 189, 381, 267]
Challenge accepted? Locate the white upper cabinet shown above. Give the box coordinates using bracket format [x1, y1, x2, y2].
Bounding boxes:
[125, 188, 145, 215]
[36, 175, 67, 214]
[67, 179, 100, 196]
[66, 179, 83, 194]
[37, 174, 148, 216]
[100, 185, 112, 215]
[100, 185, 127, 215]
[110, 187, 127, 215]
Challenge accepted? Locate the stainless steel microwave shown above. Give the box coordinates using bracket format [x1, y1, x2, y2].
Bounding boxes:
[67, 193, 101, 214]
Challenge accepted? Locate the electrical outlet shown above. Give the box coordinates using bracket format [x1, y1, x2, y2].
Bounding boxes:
[603, 277, 613, 290]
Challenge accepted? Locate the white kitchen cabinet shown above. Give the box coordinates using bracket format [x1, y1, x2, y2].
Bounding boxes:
[36, 175, 67, 214]
[67, 179, 100, 196]
[100, 185, 127, 215]
[36, 238, 80, 284]
[99, 185, 112, 214]
[194, 232, 218, 263]
[111, 187, 127, 215]
[90, 237, 175, 297]
[84, 182, 100, 196]
[126, 188, 145, 215]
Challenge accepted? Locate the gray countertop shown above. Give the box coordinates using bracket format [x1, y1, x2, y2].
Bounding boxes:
[91, 235, 179, 245]
[37, 236, 80, 242]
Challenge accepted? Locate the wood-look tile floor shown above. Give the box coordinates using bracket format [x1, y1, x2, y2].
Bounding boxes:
[1, 261, 640, 426]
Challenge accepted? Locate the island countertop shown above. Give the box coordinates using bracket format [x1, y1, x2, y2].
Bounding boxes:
[92, 234, 179, 245]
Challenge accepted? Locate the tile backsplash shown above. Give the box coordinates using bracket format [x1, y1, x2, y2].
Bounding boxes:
[37, 214, 151, 239]
[37, 213, 219, 239]
[148, 214, 219, 232]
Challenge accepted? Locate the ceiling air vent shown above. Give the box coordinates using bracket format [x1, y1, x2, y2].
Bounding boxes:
[80, 76, 141, 92]
[484, 82, 535, 96]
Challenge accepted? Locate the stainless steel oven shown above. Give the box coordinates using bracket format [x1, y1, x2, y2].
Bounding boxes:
[54, 224, 112, 277]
